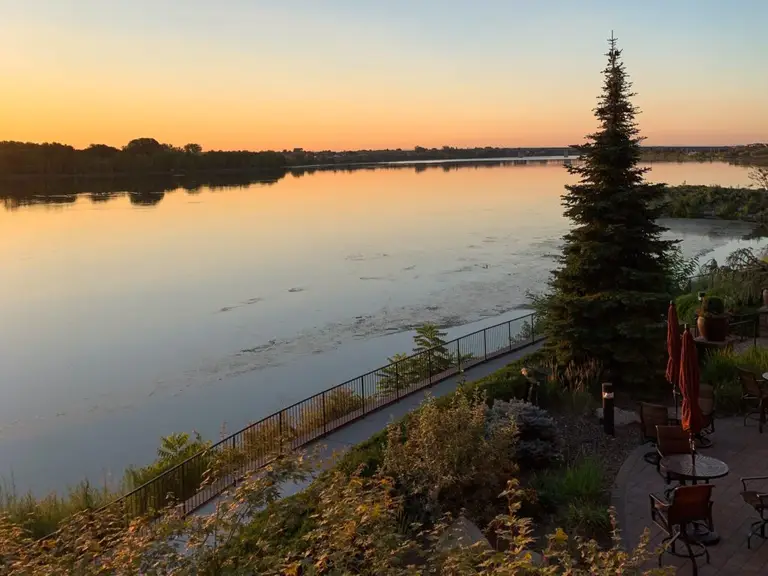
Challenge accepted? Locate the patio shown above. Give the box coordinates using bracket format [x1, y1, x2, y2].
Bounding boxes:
[615, 415, 768, 575]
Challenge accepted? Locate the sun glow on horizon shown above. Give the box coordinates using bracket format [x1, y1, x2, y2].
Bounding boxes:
[0, 0, 766, 150]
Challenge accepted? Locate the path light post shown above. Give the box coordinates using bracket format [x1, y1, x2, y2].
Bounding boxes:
[602, 382, 615, 436]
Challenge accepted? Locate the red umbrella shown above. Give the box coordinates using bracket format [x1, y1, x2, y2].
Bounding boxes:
[679, 326, 703, 438]
[666, 302, 681, 386]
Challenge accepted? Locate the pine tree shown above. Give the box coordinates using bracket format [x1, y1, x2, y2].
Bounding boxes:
[543, 35, 675, 386]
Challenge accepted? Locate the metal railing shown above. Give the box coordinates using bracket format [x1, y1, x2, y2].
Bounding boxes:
[101, 312, 543, 520]
[690, 312, 760, 348]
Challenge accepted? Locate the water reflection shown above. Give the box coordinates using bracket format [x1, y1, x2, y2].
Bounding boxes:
[0, 171, 285, 210]
[0, 159, 574, 211]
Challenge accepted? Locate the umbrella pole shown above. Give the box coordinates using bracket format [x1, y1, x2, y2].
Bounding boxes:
[672, 385, 679, 422]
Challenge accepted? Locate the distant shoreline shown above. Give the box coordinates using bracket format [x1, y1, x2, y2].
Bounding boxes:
[0, 160, 760, 212]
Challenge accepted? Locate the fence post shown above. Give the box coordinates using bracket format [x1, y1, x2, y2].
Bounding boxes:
[755, 316, 759, 349]
[180, 461, 185, 503]
[428, 349, 433, 383]
[508, 321, 513, 351]
[531, 314, 535, 343]
[395, 361, 400, 399]
[322, 392, 327, 434]
[602, 383, 615, 436]
[483, 328, 488, 361]
[360, 376, 366, 414]
[278, 411, 283, 453]
[456, 341, 462, 372]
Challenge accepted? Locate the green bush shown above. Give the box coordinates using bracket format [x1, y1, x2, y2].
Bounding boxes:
[529, 458, 609, 539]
[0, 479, 116, 540]
[564, 500, 611, 539]
[486, 399, 560, 468]
[700, 296, 725, 316]
[382, 391, 517, 517]
[701, 347, 768, 415]
[530, 458, 604, 513]
[675, 292, 700, 324]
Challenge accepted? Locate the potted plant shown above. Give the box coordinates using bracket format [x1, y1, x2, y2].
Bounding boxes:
[696, 296, 729, 342]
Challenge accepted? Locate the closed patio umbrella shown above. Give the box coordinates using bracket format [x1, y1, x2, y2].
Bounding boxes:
[666, 301, 682, 420]
[679, 326, 703, 447]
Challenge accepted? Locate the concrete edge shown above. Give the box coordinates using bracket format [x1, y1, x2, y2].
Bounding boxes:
[611, 440, 647, 549]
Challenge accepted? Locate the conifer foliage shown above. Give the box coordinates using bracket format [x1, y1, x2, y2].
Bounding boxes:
[543, 35, 674, 386]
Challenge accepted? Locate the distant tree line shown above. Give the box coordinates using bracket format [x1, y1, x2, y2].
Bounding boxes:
[639, 144, 768, 166]
[721, 143, 768, 166]
[2, 139, 765, 178]
[0, 138, 286, 176]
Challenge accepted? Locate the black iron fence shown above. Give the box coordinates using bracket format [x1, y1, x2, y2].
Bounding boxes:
[103, 312, 543, 520]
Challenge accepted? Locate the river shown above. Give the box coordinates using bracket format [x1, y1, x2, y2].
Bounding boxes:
[0, 160, 761, 495]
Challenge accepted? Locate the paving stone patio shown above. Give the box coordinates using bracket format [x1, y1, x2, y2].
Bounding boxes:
[615, 416, 768, 575]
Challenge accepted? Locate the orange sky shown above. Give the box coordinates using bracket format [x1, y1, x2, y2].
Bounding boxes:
[1, 1, 766, 151]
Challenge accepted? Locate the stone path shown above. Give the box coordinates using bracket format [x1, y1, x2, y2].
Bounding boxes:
[615, 416, 768, 575]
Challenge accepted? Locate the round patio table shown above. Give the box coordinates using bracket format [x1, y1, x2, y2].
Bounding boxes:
[660, 454, 729, 546]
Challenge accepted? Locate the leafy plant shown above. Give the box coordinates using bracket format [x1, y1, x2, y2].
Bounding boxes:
[0, 452, 670, 575]
[123, 432, 211, 491]
[698, 296, 725, 317]
[674, 292, 700, 324]
[530, 458, 604, 513]
[564, 500, 612, 539]
[486, 399, 560, 468]
[382, 391, 517, 517]
[0, 479, 116, 541]
[700, 346, 768, 414]
[377, 324, 458, 395]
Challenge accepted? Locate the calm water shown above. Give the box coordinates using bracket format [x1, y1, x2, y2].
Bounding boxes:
[0, 160, 760, 495]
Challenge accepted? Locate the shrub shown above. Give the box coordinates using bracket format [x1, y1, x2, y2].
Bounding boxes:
[244, 388, 364, 451]
[302, 387, 363, 431]
[0, 454, 669, 575]
[699, 295, 725, 316]
[0, 480, 115, 540]
[377, 324, 458, 395]
[243, 417, 292, 459]
[486, 399, 560, 468]
[531, 458, 604, 512]
[530, 458, 609, 539]
[536, 358, 602, 414]
[382, 391, 517, 517]
[564, 500, 612, 539]
[122, 431, 213, 516]
[675, 292, 700, 324]
[701, 347, 768, 414]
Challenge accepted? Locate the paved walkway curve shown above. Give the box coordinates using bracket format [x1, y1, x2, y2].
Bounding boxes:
[614, 416, 768, 575]
[192, 341, 545, 516]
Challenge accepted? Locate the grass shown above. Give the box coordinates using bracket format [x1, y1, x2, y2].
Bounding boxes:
[0, 478, 118, 539]
[529, 457, 609, 539]
[701, 346, 768, 414]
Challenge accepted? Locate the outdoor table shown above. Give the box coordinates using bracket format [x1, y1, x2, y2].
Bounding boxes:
[660, 454, 729, 546]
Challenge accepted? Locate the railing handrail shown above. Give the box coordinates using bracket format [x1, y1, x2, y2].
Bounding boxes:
[104, 312, 538, 510]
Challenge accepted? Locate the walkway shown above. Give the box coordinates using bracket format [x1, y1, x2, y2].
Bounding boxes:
[615, 416, 768, 575]
[193, 341, 545, 516]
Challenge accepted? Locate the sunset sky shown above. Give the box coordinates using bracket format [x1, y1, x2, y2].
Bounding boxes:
[1, 0, 766, 151]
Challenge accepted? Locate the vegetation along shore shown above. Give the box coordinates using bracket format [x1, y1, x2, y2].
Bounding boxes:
[661, 167, 768, 223]
[0, 138, 765, 179]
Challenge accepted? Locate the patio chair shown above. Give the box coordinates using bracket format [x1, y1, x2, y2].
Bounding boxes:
[737, 367, 768, 433]
[650, 484, 714, 576]
[740, 476, 768, 549]
[656, 425, 692, 488]
[639, 402, 669, 465]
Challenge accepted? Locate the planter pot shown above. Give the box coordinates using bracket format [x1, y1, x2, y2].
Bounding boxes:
[697, 315, 729, 342]
[762, 288, 768, 308]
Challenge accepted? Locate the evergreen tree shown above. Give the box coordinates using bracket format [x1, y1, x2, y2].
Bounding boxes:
[543, 35, 674, 386]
